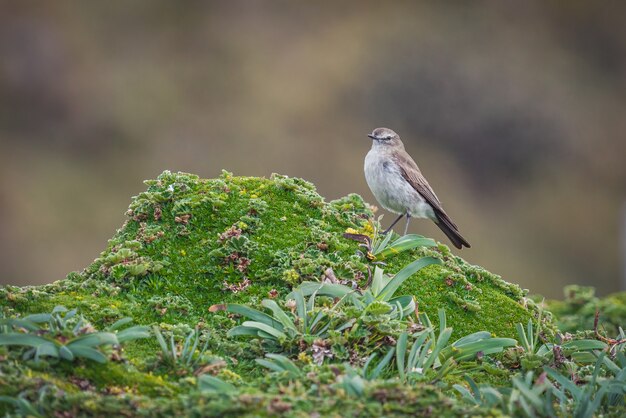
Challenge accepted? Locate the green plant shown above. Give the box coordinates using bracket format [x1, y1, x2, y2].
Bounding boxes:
[0, 306, 149, 363]
[336, 365, 367, 396]
[153, 326, 216, 374]
[0, 386, 49, 418]
[508, 316, 608, 371]
[197, 375, 238, 394]
[364, 309, 516, 383]
[296, 256, 441, 321]
[454, 372, 557, 417]
[255, 353, 304, 379]
[455, 349, 626, 417]
[218, 290, 354, 346]
[344, 218, 438, 261]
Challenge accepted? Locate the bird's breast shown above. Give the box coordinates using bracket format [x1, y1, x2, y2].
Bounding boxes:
[364, 151, 433, 219]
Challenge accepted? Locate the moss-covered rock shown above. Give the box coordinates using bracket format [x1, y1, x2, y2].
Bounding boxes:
[0, 170, 553, 416]
[1, 170, 544, 338]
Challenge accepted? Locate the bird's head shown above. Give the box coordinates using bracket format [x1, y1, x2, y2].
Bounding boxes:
[367, 127, 403, 149]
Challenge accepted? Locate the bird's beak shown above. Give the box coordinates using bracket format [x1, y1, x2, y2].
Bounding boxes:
[367, 134, 376, 139]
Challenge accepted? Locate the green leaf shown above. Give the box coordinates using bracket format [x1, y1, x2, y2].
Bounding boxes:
[34, 342, 59, 362]
[293, 290, 307, 330]
[371, 229, 394, 254]
[370, 347, 395, 379]
[512, 375, 544, 409]
[292, 282, 355, 299]
[224, 304, 284, 330]
[0, 333, 52, 348]
[379, 257, 441, 301]
[198, 375, 237, 394]
[108, 317, 134, 331]
[0, 318, 38, 331]
[407, 332, 430, 370]
[261, 300, 297, 332]
[375, 234, 437, 259]
[266, 353, 301, 375]
[396, 332, 408, 380]
[59, 345, 75, 361]
[424, 327, 452, 369]
[227, 326, 261, 338]
[239, 321, 287, 341]
[441, 337, 517, 362]
[154, 327, 169, 353]
[69, 346, 108, 363]
[562, 339, 607, 352]
[371, 267, 387, 296]
[452, 331, 492, 346]
[116, 325, 151, 343]
[516, 322, 531, 352]
[67, 332, 118, 348]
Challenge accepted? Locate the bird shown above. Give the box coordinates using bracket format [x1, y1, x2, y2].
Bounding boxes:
[364, 127, 470, 249]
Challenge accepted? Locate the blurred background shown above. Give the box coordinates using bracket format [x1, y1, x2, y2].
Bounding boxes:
[1, 1, 625, 298]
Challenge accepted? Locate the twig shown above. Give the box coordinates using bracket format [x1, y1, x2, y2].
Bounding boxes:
[594, 310, 626, 352]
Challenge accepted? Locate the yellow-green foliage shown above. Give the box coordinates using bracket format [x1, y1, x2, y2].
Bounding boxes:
[1, 170, 544, 338]
[0, 170, 554, 416]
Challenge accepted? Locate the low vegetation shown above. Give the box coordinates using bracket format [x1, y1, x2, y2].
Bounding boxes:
[0, 171, 624, 416]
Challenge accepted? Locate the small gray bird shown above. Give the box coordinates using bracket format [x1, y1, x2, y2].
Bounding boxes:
[364, 127, 470, 249]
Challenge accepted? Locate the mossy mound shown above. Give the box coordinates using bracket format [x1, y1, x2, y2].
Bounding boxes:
[0, 171, 555, 416]
[2, 171, 537, 337]
[1, 170, 543, 339]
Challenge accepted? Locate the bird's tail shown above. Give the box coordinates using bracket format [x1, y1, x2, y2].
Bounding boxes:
[434, 211, 471, 249]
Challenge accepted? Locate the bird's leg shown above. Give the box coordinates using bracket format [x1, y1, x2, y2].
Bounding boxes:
[403, 213, 411, 236]
[382, 213, 404, 235]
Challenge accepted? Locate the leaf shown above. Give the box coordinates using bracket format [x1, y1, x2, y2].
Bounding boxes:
[198, 375, 237, 394]
[21, 313, 52, 324]
[516, 322, 531, 352]
[0, 333, 52, 348]
[375, 235, 437, 259]
[58, 345, 75, 361]
[34, 342, 59, 362]
[562, 339, 607, 352]
[261, 300, 297, 332]
[255, 358, 286, 374]
[51, 306, 68, 314]
[372, 229, 394, 254]
[108, 317, 134, 331]
[67, 332, 118, 348]
[370, 267, 387, 296]
[396, 332, 408, 380]
[153, 327, 169, 353]
[424, 327, 452, 369]
[227, 326, 262, 338]
[369, 347, 395, 379]
[407, 332, 430, 370]
[379, 257, 441, 301]
[293, 290, 307, 330]
[452, 331, 492, 347]
[238, 321, 287, 341]
[293, 282, 355, 299]
[441, 337, 517, 362]
[266, 353, 302, 375]
[116, 325, 151, 343]
[512, 375, 544, 409]
[224, 304, 284, 330]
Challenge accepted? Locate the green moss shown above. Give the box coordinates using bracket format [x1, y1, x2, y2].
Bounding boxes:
[2, 170, 542, 338]
[0, 170, 554, 416]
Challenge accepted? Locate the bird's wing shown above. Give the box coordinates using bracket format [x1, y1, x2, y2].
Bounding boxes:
[392, 153, 457, 226]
